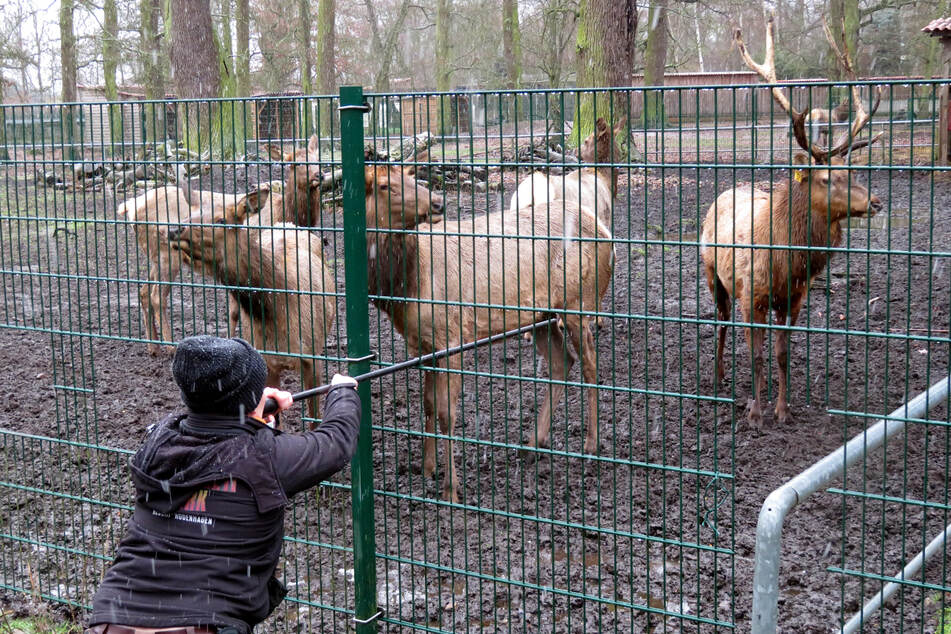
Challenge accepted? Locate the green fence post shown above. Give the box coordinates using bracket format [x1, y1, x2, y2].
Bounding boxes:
[339, 85, 379, 632]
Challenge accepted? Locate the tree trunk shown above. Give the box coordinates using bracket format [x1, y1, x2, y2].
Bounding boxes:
[502, 0, 521, 89]
[103, 0, 121, 145]
[60, 0, 79, 159]
[501, 0, 521, 124]
[435, 0, 452, 92]
[169, 0, 221, 151]
[828, 0, 860, 79]
[60, 0, 77, 102]
[220, 0, 233, 65]
[315, 0, 336, 134]
[642, 0, 668, 128]
[140, 0, 166, 141]
[364, 0, 412, 92]
[573, 0, 636, 146]
[235, 0, 250, 96]
[298, 0, 314, 94]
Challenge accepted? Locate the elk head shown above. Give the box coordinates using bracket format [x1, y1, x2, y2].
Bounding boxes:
[790, 153, 883, 223]
[579, 116, 627, 164]
[167, 186, 271, 268]
[265, 134, 323, 225]
[364, 163, 444, 230]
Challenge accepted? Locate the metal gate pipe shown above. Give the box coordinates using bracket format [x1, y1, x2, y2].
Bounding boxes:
[842, 521, 951, 633]
[751, 375, 951, 633]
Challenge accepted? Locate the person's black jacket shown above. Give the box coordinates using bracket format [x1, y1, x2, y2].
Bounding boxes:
[88, 386, 361, 634]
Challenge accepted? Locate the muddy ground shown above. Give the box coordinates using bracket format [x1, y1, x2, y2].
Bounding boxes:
[0, 135, 949, 633]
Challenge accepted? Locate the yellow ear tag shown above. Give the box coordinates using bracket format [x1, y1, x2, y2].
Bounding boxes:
[793, 169, 805, 183]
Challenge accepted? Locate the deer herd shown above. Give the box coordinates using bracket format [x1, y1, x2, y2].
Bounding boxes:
[118, 17, 884, 501]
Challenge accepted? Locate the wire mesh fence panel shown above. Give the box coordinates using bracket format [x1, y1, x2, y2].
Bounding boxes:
[0, 94, 360, 632]
[0, 80, 948, 633]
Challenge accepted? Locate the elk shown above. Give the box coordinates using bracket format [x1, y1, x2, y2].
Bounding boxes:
[262, 134, 338, 227]
[805, 100, 851, 145]
[167, 202, 336, 422]
[118, 135, 331, 356]
[116, 184, 270, 355]
[508, 117, 626, 227]
[365, 163, 615, 502]
[701, 15, 883, 428]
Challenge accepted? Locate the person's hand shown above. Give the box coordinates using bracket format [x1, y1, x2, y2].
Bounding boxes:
[252, 387, 293, 427]
[331, 373, 358, 389]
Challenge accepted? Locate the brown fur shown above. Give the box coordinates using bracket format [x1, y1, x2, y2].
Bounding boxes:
[365, 164, 616, 502]
[509, 117, 625, 227]
[116, 185, 268, 355]
[700, 154, 882, 427]
[168, 204, 335, 423]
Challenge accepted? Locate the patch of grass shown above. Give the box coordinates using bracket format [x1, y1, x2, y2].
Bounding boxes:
[0, 617, 81, 634]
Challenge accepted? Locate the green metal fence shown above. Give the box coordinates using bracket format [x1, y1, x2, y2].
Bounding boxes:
[0, 81, 949, 633]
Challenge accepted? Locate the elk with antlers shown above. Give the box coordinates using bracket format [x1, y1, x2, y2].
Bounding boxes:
[701, 15, 884, 428]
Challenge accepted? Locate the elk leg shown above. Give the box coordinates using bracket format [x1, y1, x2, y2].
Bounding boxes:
[146, 257, 178, 356]
[712, 276, 732, 387]
[773, 307, 791, 425]
[532, 323, 574, 450]
[564, 315, 601, 454]
[300, 360, 321, 427]
[745, 319, 767, 429]
[228, 295, 241, 337]
[425, 360, 461, 503]
[775, 291, 808, 425]
[138, 283, 160, 356]
[422, 371, 438, 480]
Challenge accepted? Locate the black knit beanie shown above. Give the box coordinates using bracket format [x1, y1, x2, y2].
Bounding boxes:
[172, 336, 268, 416]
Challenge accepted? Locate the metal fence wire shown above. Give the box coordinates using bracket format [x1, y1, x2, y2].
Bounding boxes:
[0, 81, 949, 633]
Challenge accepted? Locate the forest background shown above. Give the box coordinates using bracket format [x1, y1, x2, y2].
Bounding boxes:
[0, 0, 948, 109]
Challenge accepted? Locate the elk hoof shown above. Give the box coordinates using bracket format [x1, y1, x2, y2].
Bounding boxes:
[775, 403, 793, 425]
[442, 486, 460, 504]
[422, 461, 436, 479]
[747, 400, 763, 430]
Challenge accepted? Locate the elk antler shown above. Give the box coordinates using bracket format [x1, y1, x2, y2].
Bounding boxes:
[735, 14, 883, 164]
[734, 16, 822, 162]
[818, 16, 884, 161]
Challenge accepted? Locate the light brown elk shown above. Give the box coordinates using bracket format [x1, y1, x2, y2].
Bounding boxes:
[701, 15, 883, 428]
[167, 203, 336, 422]
[805, 100, 851, 145]
[262, 134, 338, 227]
[116, 184, 269, 355]
[364, 163, 615, 502]
[508, 117, 625, 227]
[118, 135, 330, 356]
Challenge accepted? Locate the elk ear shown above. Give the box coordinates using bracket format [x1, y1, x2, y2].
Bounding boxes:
[792, 152, 810, 183]
[365, 167, 376, 195]
[613, 116, 628, 134]
[244, 184, 271, 213]
[307, 134, 320, 155]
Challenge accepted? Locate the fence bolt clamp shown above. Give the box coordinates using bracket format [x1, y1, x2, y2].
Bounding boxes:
[345, 352, 376, 364]
[339, 101, 372, 113]
[352, 609, 384, 626]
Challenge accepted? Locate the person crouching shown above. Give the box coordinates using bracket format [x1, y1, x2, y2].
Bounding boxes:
[86, 335, 360, 634]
